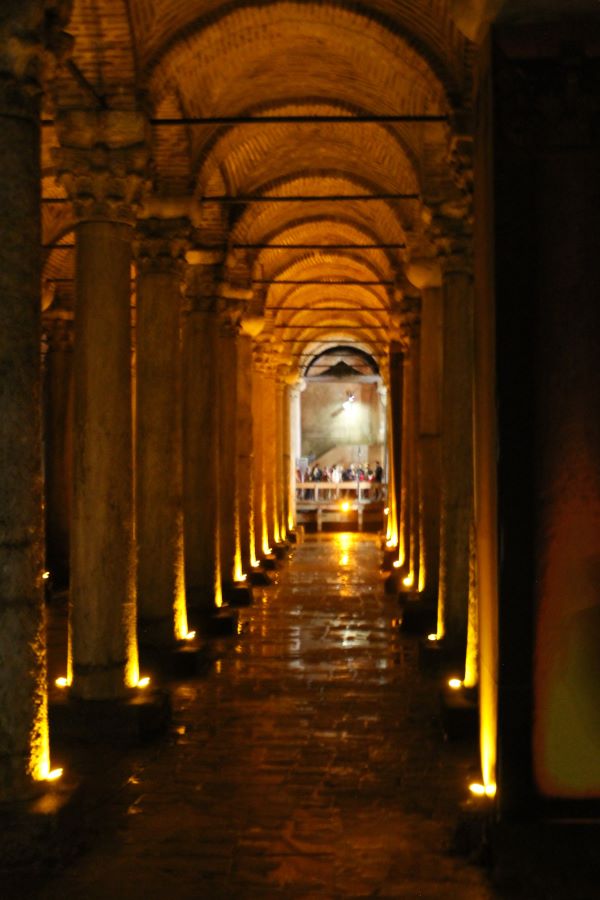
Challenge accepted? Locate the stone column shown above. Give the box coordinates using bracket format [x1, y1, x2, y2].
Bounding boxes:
[43, 314, 74, 588]
[398, 298, 422, 593]
[236, 329, 255, 572]
[288, 382, 303, 534]
[275, 374, 287, 544]
[435, 242, 475, 661]
[182, 265, 222, 611]
[385, 351, 403, 557]
[55, 110, 150, 699]
[133, 218, 190, 646]
[0, 4, 70, 798]
[407, 262, 443, 605]
[262, 369, 280, 548]
[216, 302, 243, 587]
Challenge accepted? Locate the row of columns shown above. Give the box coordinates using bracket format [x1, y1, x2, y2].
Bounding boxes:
[0, 99, 295, 800]
[385, 245, 476, 683]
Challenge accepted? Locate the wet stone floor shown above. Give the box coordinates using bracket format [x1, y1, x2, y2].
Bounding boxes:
[14, 534, 501, 899]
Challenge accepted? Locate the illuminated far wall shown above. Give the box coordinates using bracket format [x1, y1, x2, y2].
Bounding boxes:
[301, 381, 384, 468]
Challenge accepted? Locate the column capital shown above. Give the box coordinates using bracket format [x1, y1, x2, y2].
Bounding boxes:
[42, 312, 73, 351]
[0, 1, 73, 117]
[430, 209, 473, 276]
[183, 261, 221, 314]
[53, 109, 151, 224]
[216, 298, 244, 337]
[391, 295, 421, 353]
[133, 217, 191, 277]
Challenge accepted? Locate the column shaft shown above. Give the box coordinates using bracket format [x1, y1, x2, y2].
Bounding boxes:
[182, 303, 221, 609]
[0, 89, 50, 797]
[136, 264, 186, 644]
[70, 220, 138, 698]
[419, 286, 443, 601]
[437, 269, 474, 655]
[217, 318, 241, 584]
[237, 334, 255, 570]
[252, 367, 269, 557]
[43, 318, 74, 587]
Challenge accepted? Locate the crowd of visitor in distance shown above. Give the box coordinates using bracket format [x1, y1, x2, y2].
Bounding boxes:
[296, 461, 384, 500]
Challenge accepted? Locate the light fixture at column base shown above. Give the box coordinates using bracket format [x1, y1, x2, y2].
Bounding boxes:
[272, 542, 289, 560]
[261, 554, 278, 570]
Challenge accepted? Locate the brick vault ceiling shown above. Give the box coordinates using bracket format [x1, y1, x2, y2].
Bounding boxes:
[43, 0, 471, 373]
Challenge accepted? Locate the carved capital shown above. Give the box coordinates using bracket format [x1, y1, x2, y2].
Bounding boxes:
[0, 1, 73, 116]
[53, 110, 151, 223]
[217, 298, 243, 337]
[42, 312, 73, 351]
[133, 217, 191, 277]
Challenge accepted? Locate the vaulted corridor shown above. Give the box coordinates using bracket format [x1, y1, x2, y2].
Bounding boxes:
[12, 536, 494, 899]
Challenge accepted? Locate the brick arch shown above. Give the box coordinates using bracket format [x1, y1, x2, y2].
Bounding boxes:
[225, 175, 413, 249]
[146, 4, 455, 123]
[54, 0, 138, 103]
[196, 104, 420, 201]
[142, 1, 467, 103]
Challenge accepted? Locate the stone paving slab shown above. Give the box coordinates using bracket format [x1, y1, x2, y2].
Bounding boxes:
[5, 534, 505, 900]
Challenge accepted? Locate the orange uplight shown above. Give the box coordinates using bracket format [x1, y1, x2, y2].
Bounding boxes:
[137, 676, 150, 689]
[184, 631, 196, 641]
[55, 676, 69, 688]
[341, 501, 350, 512]
[448, 678, 463, 690]
[46, 767, 63, 782]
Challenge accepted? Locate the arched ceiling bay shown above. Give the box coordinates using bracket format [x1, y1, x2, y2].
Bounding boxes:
[42, 1, 470, 378]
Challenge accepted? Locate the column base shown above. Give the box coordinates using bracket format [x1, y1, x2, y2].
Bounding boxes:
[439, 683, 478, 741]
[398, 595, 436, 634]
[222, 582, 254, 607]
[381, 548, 398, 571]
[418, 636, 465, 678]
[49, 690, 171, 745]
[192, 607, 240, 637]
[0, 776, 84, 869]
[248, 566, 273, 586]
[384, 571, 399, 594]
[139, 638, 212, 678]
[260, 554, 278, 570]
[273, 542, 289, 560]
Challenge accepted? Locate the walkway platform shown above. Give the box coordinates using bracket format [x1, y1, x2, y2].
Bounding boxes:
[3, 535, 595, 898]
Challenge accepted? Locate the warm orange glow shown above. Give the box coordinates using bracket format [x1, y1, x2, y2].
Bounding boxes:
[55, 676, 69, 688]
[46, 767, 63, 782]
[42, 570, 50, 580]
[393, 560, 402, 569]
[385, 540, 397, 549]
[383, 507, 389, 516]
[173, 548, 189, 641]
[448, 678, 463, 690]
[340, 554, 349, 566]
[137, 676, 151, 689]
[402, 574, 414, 587]
[184, 631, 196, 641]
[469, 781, 497, 799]
[341, 501, 350, 512]
[427, 634, 438, 642]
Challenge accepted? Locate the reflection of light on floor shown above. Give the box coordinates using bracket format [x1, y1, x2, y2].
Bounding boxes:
[335, 532, 356, 568]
